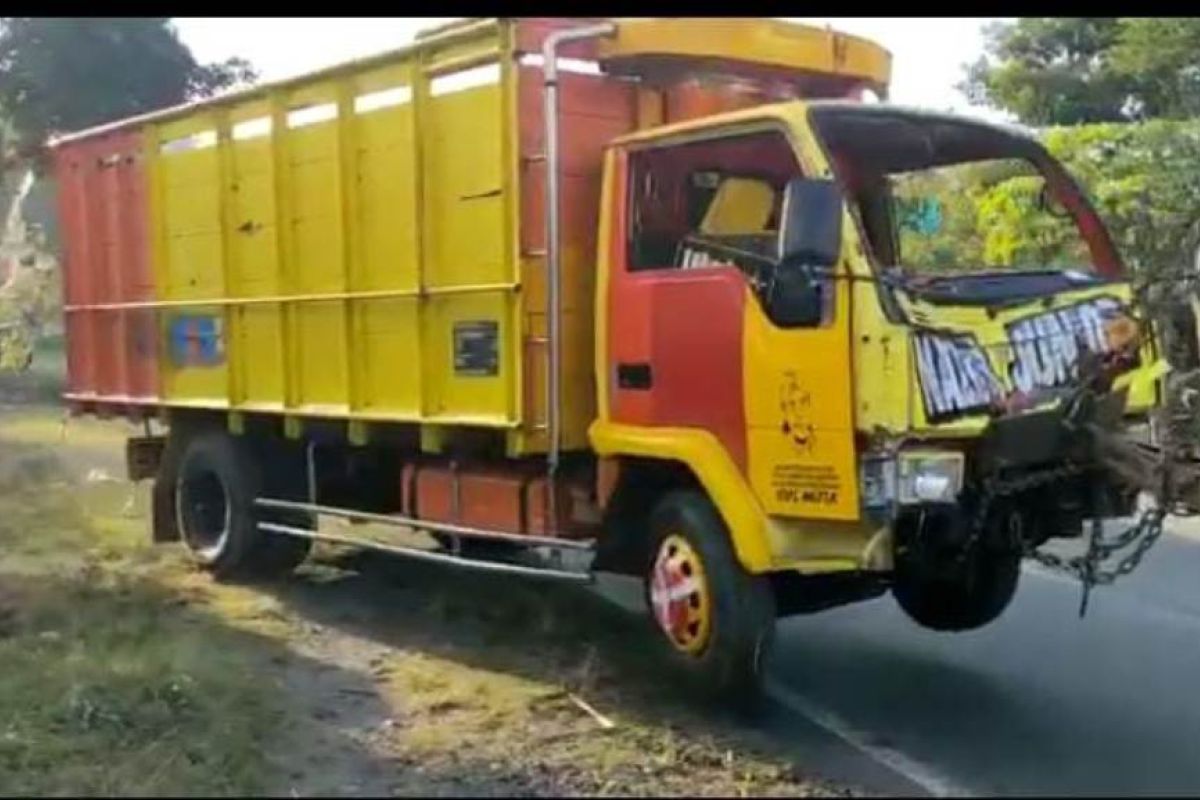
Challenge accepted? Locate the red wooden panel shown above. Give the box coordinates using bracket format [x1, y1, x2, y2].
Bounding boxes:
[54, 129, 157, 404]
[125, 307, 159, 399]
[517, 66, 636, 257]
[63, 311, 94, 396]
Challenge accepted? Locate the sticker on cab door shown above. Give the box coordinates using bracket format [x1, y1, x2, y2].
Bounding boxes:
[770, 370, 841, 508]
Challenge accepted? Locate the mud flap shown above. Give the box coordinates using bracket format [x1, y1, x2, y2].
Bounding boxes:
[150, 436, 182, 543]
[125, 435, 165, 482]
[151, 474, 180, 543]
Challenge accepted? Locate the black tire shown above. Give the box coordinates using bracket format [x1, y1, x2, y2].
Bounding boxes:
[643, 490, 776, 704]
[175, 431, 311, 580]
[892, 549, 1021, 632]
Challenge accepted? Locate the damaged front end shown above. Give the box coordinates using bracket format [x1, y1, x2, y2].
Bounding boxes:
[890, 301, 1173, 620]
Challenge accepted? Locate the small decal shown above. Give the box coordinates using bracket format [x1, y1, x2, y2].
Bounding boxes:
[773, 370, 840, 507]
[453, 320, 499, 377]
[772, 463, 841, 507]
[779, 370, 817, 454]
[678, 246, 733, 270]
[167, 314, 224, 367]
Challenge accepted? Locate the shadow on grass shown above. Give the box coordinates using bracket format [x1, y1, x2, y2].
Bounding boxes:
[258, 547, 795, 750]
[0, 438, 563, 797]
[0, 567, 399, 796]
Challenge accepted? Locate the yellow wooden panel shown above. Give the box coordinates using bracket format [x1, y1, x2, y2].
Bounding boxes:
[423, 31, 501, 76]
[354, 62, 411, 95]
[160, 139, 222, 301]
[290, 154, 342, 294]
[236, 304, 285, 406]
[134, 26, 534, 432]
[158, 115, 217, 143]
[230, 134, 279, 296]
[423, 291, 512, 422]
[163, 155, 220, 233]
[160, 306, 230, 404]
[295, 301, 349, 408]
[356, 105, 418, 291]
[357, 297, 421, 415]
[423, 82, 507, 289]
[164, 233, 222, 300]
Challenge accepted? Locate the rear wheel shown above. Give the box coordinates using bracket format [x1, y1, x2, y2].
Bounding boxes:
[643, 490, 775, 704]
[175, 431, 311, 580]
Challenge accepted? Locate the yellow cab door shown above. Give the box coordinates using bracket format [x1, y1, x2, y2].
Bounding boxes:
[603, 116, 860, 522]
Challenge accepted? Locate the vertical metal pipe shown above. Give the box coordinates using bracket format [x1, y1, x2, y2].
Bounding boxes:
[541, 22, 615, 534]
[305, 441, 317, 506]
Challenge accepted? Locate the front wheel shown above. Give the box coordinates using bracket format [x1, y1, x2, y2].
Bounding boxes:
[892, 548, 1021, 631]
[643, 490, 775, 704]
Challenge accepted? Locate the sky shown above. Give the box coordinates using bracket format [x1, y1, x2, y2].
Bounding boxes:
[174, 17, 1014, 122]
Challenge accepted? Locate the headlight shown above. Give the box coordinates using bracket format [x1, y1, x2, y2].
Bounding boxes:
[897, 451, 964, 504]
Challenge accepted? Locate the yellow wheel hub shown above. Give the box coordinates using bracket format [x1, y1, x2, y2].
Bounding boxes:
[649, 534, 712, 655]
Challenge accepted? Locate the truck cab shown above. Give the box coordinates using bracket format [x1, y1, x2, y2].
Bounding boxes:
[590, 97, 1160, 690]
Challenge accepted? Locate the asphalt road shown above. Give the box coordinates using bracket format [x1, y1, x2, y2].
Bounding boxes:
[760, 525, 1200, 797]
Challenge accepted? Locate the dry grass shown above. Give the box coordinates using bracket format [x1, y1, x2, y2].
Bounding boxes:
[0, 439, 283, 796]
[0, 394, 857, 797]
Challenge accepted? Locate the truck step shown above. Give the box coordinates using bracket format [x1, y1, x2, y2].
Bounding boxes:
[254, 497, 594, 583]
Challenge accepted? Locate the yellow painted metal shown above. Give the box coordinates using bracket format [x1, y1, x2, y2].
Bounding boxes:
[593, 148, 619, 425]
[588, 420, 874, 574]
[743, 280, 860, 521]
[850, 283, 1160, 436]
[589, 420, 774, 572]
[598, 18, 892, 95]
[144, 20, 525, 447]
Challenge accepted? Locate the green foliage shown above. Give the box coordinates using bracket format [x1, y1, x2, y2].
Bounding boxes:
[0, 18, 257, 153]
[962, 19, 1131, 125]
[1109, 19, 1200, 119]
[893, 120, 1200, 278]
[894, 159, 1089, 273]
[963, 18, 1200, 126]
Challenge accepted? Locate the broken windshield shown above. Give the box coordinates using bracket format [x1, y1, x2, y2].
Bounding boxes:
[806, 103, 1124, 281]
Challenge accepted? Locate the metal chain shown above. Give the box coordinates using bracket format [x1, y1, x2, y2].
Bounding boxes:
[963, 461, 1168, 611]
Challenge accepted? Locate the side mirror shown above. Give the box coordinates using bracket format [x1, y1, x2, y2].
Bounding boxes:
[778, 177, 844, 267]
[765, 265, 825, 328]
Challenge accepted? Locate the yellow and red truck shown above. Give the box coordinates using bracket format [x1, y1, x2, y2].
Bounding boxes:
[51, 17, 1166, 697]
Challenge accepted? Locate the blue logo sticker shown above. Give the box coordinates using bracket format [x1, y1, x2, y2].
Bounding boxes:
[167, 314, 224, 367]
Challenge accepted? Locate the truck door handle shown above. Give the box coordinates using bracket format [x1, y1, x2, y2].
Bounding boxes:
[616, 362, 652, 390]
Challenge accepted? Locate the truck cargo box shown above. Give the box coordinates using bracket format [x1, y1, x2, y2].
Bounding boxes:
[53, 17, 891, 455]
